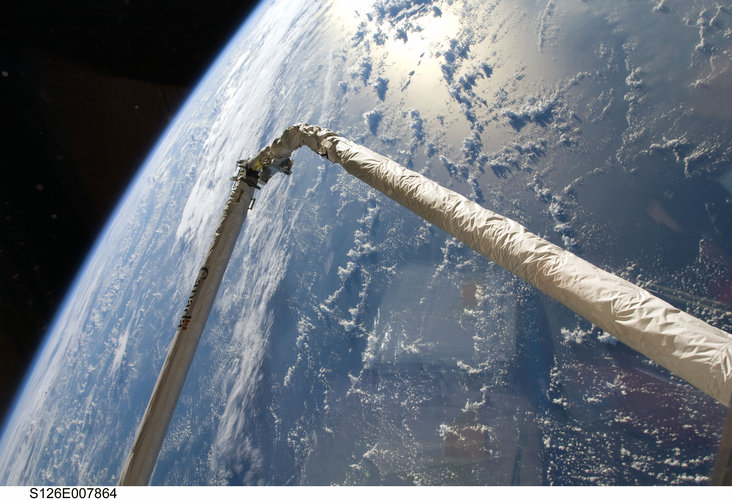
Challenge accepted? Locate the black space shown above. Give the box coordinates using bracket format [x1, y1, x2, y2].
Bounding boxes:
[1, 1, 259, 425]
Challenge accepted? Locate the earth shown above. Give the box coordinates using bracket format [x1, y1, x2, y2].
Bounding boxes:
[2, 0, 732, 486]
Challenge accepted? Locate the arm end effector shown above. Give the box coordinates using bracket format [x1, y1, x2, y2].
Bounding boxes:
[236, 155, 293, 188]
[236, 123, 339, 187]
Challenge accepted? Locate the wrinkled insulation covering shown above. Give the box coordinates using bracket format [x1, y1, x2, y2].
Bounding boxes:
[262, 123, 732, 406]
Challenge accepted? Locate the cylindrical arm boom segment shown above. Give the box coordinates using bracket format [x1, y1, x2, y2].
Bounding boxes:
[118, 167, 258, 485]
[262, 123, 732, 406]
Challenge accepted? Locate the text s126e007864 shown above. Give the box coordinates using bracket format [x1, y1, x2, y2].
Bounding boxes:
[29, 488, 117, 499]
